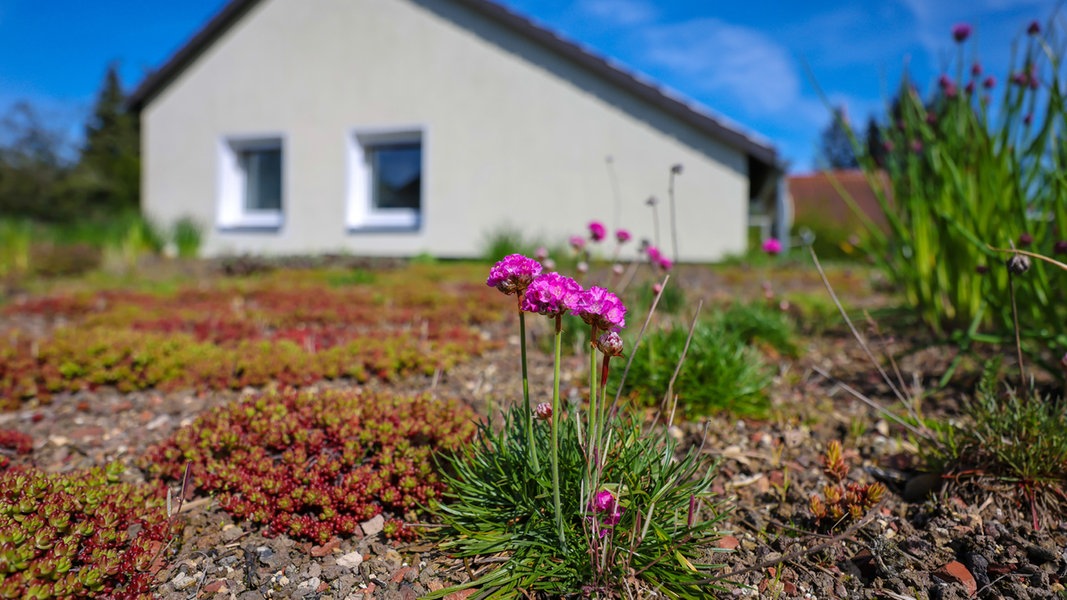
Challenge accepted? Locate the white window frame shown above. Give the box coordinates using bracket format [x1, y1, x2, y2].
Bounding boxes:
[217, 135, 285, 230]
[346, 127, 424, 231]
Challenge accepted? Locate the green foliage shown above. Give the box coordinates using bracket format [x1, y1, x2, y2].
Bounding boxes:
[0, 103, 77, 222]
[817, 105, 859, 169]
[617, 313, 780, 418]
[142, 388, 476, 544]
[793, 216, 868, 263]
[0, 220, 32, 280]
[170, 217, 203, 259]
[0, 462, 177, 598]
[431, 404, 730, 598]
[481, 225, 540, 263]
[928, 360, 1067, 484]
[849, 23, 1066, 353]
[710, 301, 798, 357]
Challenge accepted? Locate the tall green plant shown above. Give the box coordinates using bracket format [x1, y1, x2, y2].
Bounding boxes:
[843, 20, 1066, 353]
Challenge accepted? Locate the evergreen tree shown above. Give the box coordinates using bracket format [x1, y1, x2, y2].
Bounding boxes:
[73, 64, 140, 215]
[816, 105, 859, 170]
[864, 116, 887, 168]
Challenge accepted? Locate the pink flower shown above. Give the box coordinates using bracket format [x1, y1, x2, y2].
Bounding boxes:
[576, 286, 627, 332]
[521, 273, 583, 317]
[615, 229, 632, 244]
[588, 221, 607, 242]
[952, 23, 972, 43]
[971, 62, 982, 76]
[646, 246, 662, 261]
[569, 235, 586, 251]
[762, 238, 783, 255]
[487, 254, 543, 296]
[590, 489, 616, 513]
[983, 76, 996, 90]
[656, 256, 673, 272]
[1053, 240, 1067, 255]
[535, 246, 549, 261]
[534, 402, 552, 421]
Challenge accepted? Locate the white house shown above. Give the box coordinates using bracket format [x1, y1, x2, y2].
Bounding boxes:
[129, 0, 783, 262]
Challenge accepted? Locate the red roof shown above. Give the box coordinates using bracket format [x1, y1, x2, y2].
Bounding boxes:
[788, 170, 892, 232]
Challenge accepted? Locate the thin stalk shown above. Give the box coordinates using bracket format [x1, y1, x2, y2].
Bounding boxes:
[668, 169, 679, 263]
[1008, 271, 1029, 400]
[518, 303, 538, 471]
[551, 314, 565, 548]
[588, 324, 599, 458]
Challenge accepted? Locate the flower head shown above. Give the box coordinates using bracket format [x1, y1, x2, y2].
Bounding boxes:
[1018, 232, 1033, 247]
[762, 238, 783, 255]
[671, 163, 684, 175]
[486, 254, 543, 296]
[971, 61, 982, 77]
[590, 489, 616, 513]
[656, 256, 673, 271]
[588, 221, 607, 242]
[534, 402, 552, 421]
[1053, 240, 1067, 255]
[535, 246, 549, 261]
[569, 235, 586, 252]
[1028, 20, 1041, 36]
[615, 228, 632, 244]
[983, 75, 996, 90]
[521, 272, 583, 317]
[645, 196, 658, 207]
[952, 23, 972, 43]
[576, 286, 627, 331]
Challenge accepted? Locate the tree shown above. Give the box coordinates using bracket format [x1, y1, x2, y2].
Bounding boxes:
[72, 64, 140, 215]
[0, 102, 76, 221]
[816, 105, 859, 170]
[864, 116, 888, 168]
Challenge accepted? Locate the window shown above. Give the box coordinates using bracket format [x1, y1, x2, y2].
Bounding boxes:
[347, 129, 423, 230]
[218, 137, 284, 229]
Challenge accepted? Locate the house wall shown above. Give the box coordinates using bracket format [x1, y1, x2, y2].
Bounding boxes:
[142, 0, 751, 261]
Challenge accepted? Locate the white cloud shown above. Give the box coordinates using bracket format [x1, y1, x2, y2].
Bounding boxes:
[638, 18, 802, 115]
[576, 0, 656, 28]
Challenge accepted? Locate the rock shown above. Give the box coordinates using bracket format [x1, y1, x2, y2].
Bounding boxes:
[934, 560, 977, 597]
[336, 551, 364, 569]
[361, 514, 385, 537]
[221, 524, 244, 542]
[308, 563, 321, 579]
[294, 577, 321, 597]
[1026, 544, 1058, 565]
[961, 551, 989, 590]
[171, 571, 198, 591]
[717, 535, 740, 550]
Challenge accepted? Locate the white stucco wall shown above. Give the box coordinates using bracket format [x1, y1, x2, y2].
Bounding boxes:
[142, 0, 753, 261]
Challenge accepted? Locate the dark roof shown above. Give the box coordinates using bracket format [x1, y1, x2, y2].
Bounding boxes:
[127, 0, 778, 167]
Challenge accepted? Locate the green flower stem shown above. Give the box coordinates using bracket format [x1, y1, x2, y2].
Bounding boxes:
[551, 314, 565, 548]
[518, 302, 539, 471]
[587, 325, 599, 460]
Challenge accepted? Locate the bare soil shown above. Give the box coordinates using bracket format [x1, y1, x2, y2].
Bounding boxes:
[3, 262, 1065, 599]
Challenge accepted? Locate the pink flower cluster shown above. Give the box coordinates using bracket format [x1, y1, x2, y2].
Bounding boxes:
[588, 489, 624, 536]
[762, 238, 783, 255]
[486, 254, 543, 295]
[588, 221, 607, 242]
[490, 253, 628, 333]
[575, 286, 626, 332]
[522, 272, 583, 317]
[646, 246, 672, 271]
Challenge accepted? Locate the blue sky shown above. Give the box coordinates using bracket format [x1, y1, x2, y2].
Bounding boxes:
[0, 0, 1058, 172]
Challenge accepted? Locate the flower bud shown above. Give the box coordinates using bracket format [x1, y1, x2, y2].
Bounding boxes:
[1007, 254, 1031, 275]
[595, 331, 624, 357]
[534, 402, 552, 421]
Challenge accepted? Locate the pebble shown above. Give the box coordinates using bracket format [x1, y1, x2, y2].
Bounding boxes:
[336, 551, 364, 569]
[294, 577, 320, 597]
[171, 571, 198, 591]
[361, 514, 385, 537]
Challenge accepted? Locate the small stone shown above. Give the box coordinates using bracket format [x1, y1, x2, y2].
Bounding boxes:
[934, 560, 977, 597]
[294, 577, 321, 597]
[336, 551, 364, 569]
[1026, 544, 1058, 564]
[717, 535, 739, 550]
[308, 563, 321, 579]
[172, 571, 198, 591]
[221, 524, 244, 542]
[361, 514, 385, 537]
[203, 579, 228, 594]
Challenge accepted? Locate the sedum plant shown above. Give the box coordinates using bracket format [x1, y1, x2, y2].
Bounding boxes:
[431, 255, 731, 598]
[0, 462, 178, 599]
[141, 388, 476, 545]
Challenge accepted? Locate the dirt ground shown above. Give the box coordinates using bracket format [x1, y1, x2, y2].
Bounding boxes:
[2, 262, 1065, 599]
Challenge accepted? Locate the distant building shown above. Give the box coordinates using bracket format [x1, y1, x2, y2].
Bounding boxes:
[788, 169, 891, 235]
[130, 0, 783, 261]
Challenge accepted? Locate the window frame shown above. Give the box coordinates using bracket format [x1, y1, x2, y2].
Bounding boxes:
[346, 127, 424, 232]
[217, 135, 285, 230]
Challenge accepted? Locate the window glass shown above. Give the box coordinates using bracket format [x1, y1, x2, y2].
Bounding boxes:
[241, 148, 282, 211]
[370, 143, 421, 211]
